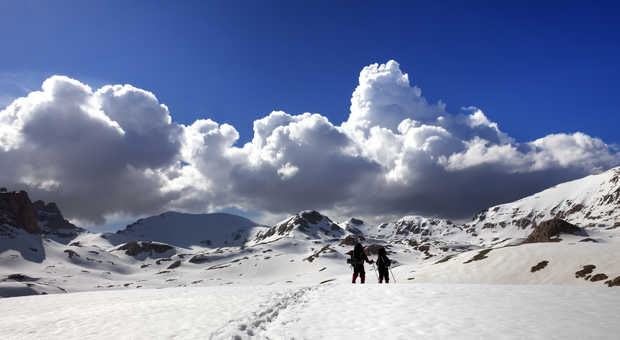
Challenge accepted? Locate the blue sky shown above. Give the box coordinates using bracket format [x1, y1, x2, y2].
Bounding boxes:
[1, 1, 619, 229]
[2, 1, 619, 145]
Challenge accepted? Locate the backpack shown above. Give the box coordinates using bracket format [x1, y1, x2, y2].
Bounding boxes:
[349, 251, 363, 265]
[348, 243, 364, 265]
[377, 254, 391, 268]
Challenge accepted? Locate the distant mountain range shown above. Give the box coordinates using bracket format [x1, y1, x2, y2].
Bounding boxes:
[1, 166, 619, 297]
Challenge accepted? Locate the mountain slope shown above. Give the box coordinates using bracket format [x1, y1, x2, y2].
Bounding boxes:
[465, 166, 620, 243]
[108, 211, 266, 248]
[3, 168, 620, 298]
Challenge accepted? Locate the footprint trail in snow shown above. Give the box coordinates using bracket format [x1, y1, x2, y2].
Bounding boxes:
[210, 285, 318, 339]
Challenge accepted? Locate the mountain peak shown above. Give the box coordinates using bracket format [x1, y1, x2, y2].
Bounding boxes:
[252, 210, 344, 244]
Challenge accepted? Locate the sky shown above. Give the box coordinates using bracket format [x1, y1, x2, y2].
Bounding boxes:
[1, 1, 619, 229]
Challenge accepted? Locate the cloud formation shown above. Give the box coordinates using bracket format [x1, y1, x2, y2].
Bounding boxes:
[1, 61, 619, 224]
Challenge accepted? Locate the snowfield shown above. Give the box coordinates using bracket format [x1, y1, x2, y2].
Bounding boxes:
[3, 168, 620, 339]
[1, 283, 619, 340]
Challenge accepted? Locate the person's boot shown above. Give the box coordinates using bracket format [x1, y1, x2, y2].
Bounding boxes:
[352, 273, 357, 283]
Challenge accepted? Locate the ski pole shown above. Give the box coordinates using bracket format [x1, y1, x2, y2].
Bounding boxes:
[389, 267, 397, 283]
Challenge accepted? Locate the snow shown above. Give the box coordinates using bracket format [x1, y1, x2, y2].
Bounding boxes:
[1, 284, 619, 340]
[108, 212, 266, 249]
[408, 233, 620, 285]
[2, 169, 620, 338]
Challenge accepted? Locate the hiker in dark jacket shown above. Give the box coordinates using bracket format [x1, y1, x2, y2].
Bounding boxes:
[347, 242, 373, 284]
[376, 247, 391, 284]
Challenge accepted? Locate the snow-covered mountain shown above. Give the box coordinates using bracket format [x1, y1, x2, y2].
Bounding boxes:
[461, 166, 620, 243]
[2, 167, 620, 299]
[250, 210, 345, 245]
[108, 211, 267, 248]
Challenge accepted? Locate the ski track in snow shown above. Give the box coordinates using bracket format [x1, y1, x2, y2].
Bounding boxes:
[210, 285, 317, 340]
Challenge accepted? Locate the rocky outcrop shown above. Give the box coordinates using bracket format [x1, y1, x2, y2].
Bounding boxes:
[0, 191, 40, 233]
[116, 241, 174, 257]
[525, 218, 584, 243]
[167, 260, 181, 269]
[254, 210, 344, 243]
[33, 200, 83, 237]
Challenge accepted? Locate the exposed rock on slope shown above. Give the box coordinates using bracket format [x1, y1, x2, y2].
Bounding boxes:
[525, 219, 584, 243]
[0, 191, 40, 233]
[33, 200, 83, 238]
[467, 166, 620, 239]
[115, 241, 175, 258]
[253, 210, 344, 244]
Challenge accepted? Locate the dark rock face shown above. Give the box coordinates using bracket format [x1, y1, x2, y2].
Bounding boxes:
[575, 265, 596, 278]
[189, 254, 210, 264]
[117, 241, 174, 257]
[525, 218, 584, 243]
[33, 201, 79, 230]
[605, 276, 620, 287]
[0, 191, 40, 233]
[4, 274, 39, 282]
[531, 260, 549, 272]
[304, 245, 335, 262]
[64, 249, 80, 259]
[463, 249, 492, 264]
[590, 273, 608, 282]
[167, 260, 181, 269]
[349, 218, 364, 226]
[300, 210, 323, 224]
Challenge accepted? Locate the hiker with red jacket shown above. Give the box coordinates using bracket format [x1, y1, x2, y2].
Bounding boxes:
[347, 242, 373, 284]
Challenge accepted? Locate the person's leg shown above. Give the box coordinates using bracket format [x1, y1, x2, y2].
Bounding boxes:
[352, 265, 360, 283]
[360, 267, 366, 284]
[378, 268, 385, 283]
[383, 267, 389, 284]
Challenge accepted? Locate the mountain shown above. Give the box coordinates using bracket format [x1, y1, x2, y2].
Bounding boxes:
[2, 167, 620, 298]
[0, 190, 84, 240]
[464, 166, 620, 243]
[108, 211, 266, 248]
[408, 167, 620, 285]
[250, 210, 345, 245]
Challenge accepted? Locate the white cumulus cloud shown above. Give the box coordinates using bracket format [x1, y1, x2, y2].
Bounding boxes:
[1, 61, 618, 225]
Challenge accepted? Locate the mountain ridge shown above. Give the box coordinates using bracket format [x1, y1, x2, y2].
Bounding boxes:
[2, 166, 620, 297]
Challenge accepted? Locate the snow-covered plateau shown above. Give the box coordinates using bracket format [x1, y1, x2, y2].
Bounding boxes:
[2, 284, 619, 340]
[1, 167, 620, 339]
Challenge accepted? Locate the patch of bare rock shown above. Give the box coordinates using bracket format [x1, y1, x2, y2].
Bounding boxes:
[531, 260, 549, 273]
[604, 276, 620, 287]
[525, 218, 584, 243]
[590, 273, 608, 282]
[117, 241, 174, 257]
[167, 260, 181, 269]
[434, 254, 456, 264]
[575, 265, 596, 278]
[463, 249, 492, 264]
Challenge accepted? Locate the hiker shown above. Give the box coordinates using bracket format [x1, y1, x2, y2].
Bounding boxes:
[376, 247, 391, 284]
[347, 242, 373, 284]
